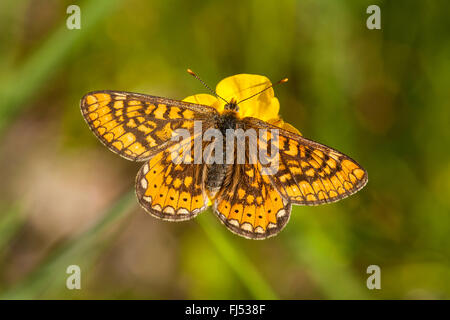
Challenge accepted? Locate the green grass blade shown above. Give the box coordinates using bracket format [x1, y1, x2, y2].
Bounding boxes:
[0, 191, 135, 299]
[196, 212, 278, 300]
[0, 0, 121, 133]
[285, 208, 369, 299]
[0, 203, 26, 255]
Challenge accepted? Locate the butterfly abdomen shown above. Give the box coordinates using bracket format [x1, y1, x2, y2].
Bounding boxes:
[205, 163, 230, 198]
[205, 112, 239, 198]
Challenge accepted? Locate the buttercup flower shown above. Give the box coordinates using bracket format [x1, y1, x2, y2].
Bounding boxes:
[183, 74, 301, 135]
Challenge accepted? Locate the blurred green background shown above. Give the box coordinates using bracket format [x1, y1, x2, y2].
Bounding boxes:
[0, 0, 449, 299]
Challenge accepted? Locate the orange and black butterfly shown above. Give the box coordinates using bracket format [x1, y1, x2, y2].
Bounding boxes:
[81, 73, 367, 239]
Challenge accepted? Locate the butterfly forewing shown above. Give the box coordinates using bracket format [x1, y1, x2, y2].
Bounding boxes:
[80, 91, 218, 161]
[243, 117, 368, 205]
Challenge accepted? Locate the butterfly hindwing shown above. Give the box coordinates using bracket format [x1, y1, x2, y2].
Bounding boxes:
[81, 91, 218, 161]
[135, 135, 210, 221]
[213, 162, 291, 240]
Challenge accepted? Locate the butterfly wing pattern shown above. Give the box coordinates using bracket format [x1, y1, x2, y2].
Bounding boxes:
[81, 91, 218, 161]
[81, 91, 217, 220]
[213, 162, 291, 239]
[246, 117, 368, 204]
[81, 90, 368, 240]
[134, 138, 210, 221]
[212, 117, 368, 239]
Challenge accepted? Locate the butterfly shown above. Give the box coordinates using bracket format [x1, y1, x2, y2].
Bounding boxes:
[80, 73, 368, 239]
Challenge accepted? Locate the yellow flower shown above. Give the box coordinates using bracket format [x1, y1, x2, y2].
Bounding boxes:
[183, 74, 301, 135]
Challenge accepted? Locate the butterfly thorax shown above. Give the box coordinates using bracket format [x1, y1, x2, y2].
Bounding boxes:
[217, 110, 240, 133]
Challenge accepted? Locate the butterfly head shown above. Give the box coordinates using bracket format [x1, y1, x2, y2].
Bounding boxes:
[224, 98, 239, 112]
[187, 69, 288, 117]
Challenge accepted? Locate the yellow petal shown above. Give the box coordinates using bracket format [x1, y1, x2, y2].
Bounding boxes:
[215, 74, 280, 121]
[268, 118, 302, 136]
[183, 93, 217, 105]
[182, 74, 302, 136]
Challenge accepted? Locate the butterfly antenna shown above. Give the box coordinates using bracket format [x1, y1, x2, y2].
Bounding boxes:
[237, 77, 288, 105]
[187, 69, 229, 104]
